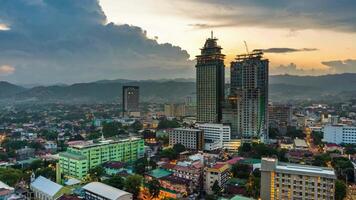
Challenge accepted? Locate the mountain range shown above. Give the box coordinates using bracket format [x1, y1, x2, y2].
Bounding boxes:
[0, 73, 355, 104]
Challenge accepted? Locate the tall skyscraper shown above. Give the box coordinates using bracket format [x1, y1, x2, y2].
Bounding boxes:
[230, 50, 269, 141]
[196, 33, 225, 123]
[122, 86, 139, 117]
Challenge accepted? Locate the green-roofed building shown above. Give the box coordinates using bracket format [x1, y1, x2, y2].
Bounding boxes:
[147, 168, 172, 179]
[230, 195, 255, 200]
[59, 137, 144, 179]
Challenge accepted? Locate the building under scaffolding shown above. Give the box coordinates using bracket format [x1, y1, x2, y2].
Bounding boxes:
[228, 49, 269, 141]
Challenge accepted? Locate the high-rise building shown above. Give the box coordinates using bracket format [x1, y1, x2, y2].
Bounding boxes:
[168, 128, 204, 150]
[196, 33, 225, 123]
[122, 86, 139, 117]
[261, 158, 336, 200]
[230, 50, 269, 141]
[59, 138, 145, 179]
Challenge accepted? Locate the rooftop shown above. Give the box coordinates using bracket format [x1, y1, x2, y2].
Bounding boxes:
[82, 182, 132, 200]
[276, 162, 335, 178]
[70, 137, 142, 149]
[147, 169, 172, 179]
[59, 151, 86, 160]
[30, 176, 63, 197]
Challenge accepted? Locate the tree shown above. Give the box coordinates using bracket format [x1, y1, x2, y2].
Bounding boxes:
[160, 148, 177, 160]
[246, 175, 260, 198]
[231, 163, 251, 179]
[88, 166, 105, 181]
[286, 126, 305, 138]
[104, 175, 125, 189]
[173, 143, 186, 154]
[311, 131, 323, 146]
[147, 179, 161, 198]
[211, 180, 222, 195]
[125, 175, 143, 199]
[130, 121, 143, 133]
[29, 160, 45, 171]
[238, 143, 252, 155]
[157, 119, 180, 129]
[335, 180, 346, 200]
[102, 122, 122, 137]
[35, 167, 56, 181]
[133, 157, 157, 175]
[0, 168, 25, 186]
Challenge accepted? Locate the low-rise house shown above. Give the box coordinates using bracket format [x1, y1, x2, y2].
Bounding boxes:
[324, 143, 344, 154]
[30, 176, 65, 200]
[82, 182, 132, 200]
[144, 168, 192, 199]
[293, 138, 308, 150]
[204, 163, 230, 194]
[15, 147, 35, 161]
[0, 181, 14, 200]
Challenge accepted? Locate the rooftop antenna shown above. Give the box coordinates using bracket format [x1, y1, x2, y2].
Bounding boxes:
[211, 30, 214, 39]
[101, 130, 105, 141]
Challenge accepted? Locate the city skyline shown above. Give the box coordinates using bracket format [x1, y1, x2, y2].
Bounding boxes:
[0, 0, 355, 84]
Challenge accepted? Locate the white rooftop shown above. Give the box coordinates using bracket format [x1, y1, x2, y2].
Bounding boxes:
[0, 181, 14, 190]
[82, 182, 132, 200]
[30, 176, 63, 197]
[276, 163, 336, 177]
[294, 138, 308, 147]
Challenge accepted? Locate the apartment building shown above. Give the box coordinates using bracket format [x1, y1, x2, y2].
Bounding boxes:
[59, 138, 145, 179]
[168, 128, 204, 150]
[261, 158, 336, 200]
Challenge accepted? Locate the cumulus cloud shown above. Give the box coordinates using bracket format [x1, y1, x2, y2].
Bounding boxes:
[261, 48, 318, 54]
[182, 0, 356, 32]
[270, 63, 326, 75]
[0, 65, 15, 76]
[0, 0, 193, 84]
[322, 59, 356, 73]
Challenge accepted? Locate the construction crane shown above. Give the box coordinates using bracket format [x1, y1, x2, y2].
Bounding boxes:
[244, 41, 249, 54]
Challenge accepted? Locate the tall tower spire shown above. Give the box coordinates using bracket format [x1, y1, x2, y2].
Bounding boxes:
[211, 30, 214, 39]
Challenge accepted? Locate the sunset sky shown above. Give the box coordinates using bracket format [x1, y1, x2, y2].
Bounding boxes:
[100, 0, 356, 75]
[0, 0, 355, 84]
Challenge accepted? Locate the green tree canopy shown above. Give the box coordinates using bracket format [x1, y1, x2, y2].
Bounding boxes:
[102, 121, 122, 137]
[335, 180, 346, 200]
[104, 175, 125, 190]
[147, 179, 161, 198]
[158, 119, 180, 129]
[124, 175, 143, 199]
[0, 168, 25, 186]
[231, 163, 251, 179]
[212, 180, 222, 195]
[88, 166, 105, 181]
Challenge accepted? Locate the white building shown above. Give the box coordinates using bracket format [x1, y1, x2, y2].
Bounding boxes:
[196, 123, 230, 148]
[323, 125, 356, 144]
[82, 182, 133, 200]
[30, 176, 63, 200]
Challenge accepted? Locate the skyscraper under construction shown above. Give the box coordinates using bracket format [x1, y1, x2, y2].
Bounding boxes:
[196, 33, 225, 123]
[230, 50, 269, 141]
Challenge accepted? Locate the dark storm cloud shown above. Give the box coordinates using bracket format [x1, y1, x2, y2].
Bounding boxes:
[322, 59, 356, 73]
[185, 0, 356, 32]
[0, 0, 193, 84]
[261, 48, 318, 54]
